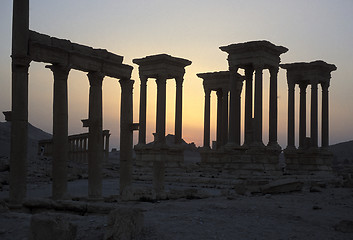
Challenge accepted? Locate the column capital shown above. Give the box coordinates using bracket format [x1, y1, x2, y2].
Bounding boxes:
[299, 82, 308, 90]
[254, 62, 265, 71]
[175, 76, 184, 85]
[46, 64, 70, 79]
[321, 81, 330, 90]
[87, 71, 104, 86]
[287, 79, 295, 89]
[12, 55, 31, 68]
[140, 75, 148, 83]
[119, 78, 134, 93]
[204, 87, 211, 95]
[216, 89, 223, 97]
[269, 66, 279, 75]
[244, 65, 254, 73]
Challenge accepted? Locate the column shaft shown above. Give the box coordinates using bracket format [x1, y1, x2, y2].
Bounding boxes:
[244, 67, 254, 145]
[287, 81, 295, 148]
[203, 88, 211, 148]
[138, 76, 147, 144]
[9, 60, 30, 205]
[269, 67, 279, 146]
[222, 89, 229, 146]
[311, 82, 318, 148]
[119, 79, 134, 195]
[48, 65, 70, 200]
[88, 72, 104, 199]
[321, 83, 329, 148]
[299, 83, 307, 148]
[156, 77, 167, 144]
[254, 66, 263, 145]
[216, 90, 223, 149]
[9, 0, 30, 206]
[228, 70, 239, 144]
[175, 77, 183, 144]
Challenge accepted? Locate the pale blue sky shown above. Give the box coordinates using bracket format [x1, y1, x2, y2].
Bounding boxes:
[1, 0, 353, 149]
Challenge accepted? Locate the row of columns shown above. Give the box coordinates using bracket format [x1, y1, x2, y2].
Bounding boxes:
[286, 80, 330, 149]
[202, 65, 280, 150]
[38, 131, 110, 163]
[243, 65, 280, 147]
[138, 75, 184, 145]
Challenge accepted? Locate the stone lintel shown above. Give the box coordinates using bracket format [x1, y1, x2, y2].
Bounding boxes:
[220, 40, 288, 69]
[197, 71, 244, 91]
[280, 60, 337, 84]
[28, 30, 132, 79]
[133, 54, 191, 79]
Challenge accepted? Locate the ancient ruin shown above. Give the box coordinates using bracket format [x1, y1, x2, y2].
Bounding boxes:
[281, 61, 337, 173]
[2, 1, 350, 239]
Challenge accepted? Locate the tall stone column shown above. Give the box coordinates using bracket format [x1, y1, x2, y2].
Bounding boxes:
[47, 65, 70, 200]
[155, 76, 167, 144]
[119, 79, 134, 195]
[138, 75, 147, 144]
[299, 83, 307, 149]
[244, 66, 254, 145]
[203, 88, 211, 148]
[228, 69, 241, 146]
[321, 82, 329, 148]
[9, 0, 30, 206]
[287, 79, 296, 149]
[268, 67, 279, 147]
[175, 76, 183, 144]
[311, 81, 318, 148]
[222, 89, 229, 146]
[87, 72, 104, 199]
[216, 89, 223, 149]
[254, 65, 264, 145]
[10, 58, 30, 205]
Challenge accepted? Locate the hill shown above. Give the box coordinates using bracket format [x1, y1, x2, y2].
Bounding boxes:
[0, 121, 51, 160]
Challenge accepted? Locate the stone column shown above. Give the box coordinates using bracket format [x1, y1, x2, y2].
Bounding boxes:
[244, 66, 254, 145]
[155, 76, 167, 144]
[203, 88, 211, 148]
[228, 69, 241, 146]
[175, 76, 183, 144]
[268, 67, 279, 147]
[119, 79, 134, 195]
[87, 72, 104, 199]
[299, 83, 307, 149]
[138, 75, 147, 144]
[254, 65, 264, 145]
[321, 82, 329, 148]
[216, 89, 223, 149]
[287, 79, 296, 149]
[9, 0, 30, 206]
[47, 64, 70, 200]
[311, 81, 318, 148]
[222, 88, 229, 146]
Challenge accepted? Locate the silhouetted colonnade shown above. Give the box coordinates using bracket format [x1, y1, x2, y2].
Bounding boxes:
[8, 0, 337, 205]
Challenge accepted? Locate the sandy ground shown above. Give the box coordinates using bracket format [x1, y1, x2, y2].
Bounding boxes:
[0, 178, 353, 240]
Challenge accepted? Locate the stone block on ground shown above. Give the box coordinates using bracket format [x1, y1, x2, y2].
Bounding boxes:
[261, 178, 303, 194]
[104, 208, 144, 240]
[29, 212, 77, 240]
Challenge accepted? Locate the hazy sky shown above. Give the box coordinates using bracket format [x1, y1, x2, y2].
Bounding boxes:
[1, 0, 353, 149]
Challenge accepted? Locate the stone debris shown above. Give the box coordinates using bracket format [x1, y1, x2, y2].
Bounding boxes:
[104, 208, 144, 240]
[261, 179, 303, 194]
[29, 212, 77, 240]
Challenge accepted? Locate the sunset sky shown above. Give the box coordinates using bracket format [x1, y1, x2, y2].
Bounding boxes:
[1, 0, 353, 150]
